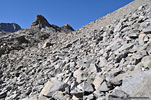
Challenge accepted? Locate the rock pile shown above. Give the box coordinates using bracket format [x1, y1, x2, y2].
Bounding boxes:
[0, 0, 151, 100]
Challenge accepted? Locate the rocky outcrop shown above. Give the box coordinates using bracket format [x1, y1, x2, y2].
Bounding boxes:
[61, 24, 75, 32]
[31, 15, 74, 32]
[31, 15, 60, 32]
[0, 23, 21, 32]
[31, 15, 51, 28]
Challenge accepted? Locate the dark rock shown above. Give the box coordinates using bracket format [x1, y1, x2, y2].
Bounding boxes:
[95, 36, 103, 44]
[0, 91, 7, 99]
[61, 24, 74, 32]
[115, 51, 130, 63]
[15, 36, 30, 44]
[108, 79, 122, 87]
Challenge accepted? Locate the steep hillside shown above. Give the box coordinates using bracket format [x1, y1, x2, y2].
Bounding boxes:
[0, 0, 151, 100]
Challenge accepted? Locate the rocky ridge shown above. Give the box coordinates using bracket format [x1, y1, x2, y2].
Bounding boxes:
[31, 15, 74, 32]
[0, 0, 151, 100]
[0, 15, 74, 57]
[0, 23, 21, 32]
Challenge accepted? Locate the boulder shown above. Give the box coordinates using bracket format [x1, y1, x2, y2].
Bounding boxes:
[121, 70, 151, 98]
[108, 90, 129, 100]
[143, 25, 151, 34]
[141, 56, 151, 69]
[39, 79, 68, 97]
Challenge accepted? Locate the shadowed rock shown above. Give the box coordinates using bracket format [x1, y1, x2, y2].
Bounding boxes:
[0, 23, 21, 32]
[61, 24, 75, 32]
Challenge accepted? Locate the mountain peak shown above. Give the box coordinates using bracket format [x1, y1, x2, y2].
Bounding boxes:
[31, 15, 51, 28]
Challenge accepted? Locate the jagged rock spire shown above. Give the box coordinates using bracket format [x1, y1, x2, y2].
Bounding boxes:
[31, 15, 75, 32]
[31, 15, 51, 28]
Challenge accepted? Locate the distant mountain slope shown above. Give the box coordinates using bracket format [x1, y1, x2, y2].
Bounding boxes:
[0, 23, 21, 32]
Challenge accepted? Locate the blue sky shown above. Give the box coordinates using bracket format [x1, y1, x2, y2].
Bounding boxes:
[0, 0, 133, 29]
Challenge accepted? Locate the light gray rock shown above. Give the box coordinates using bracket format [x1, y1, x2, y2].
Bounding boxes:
[99, 57, 107, 67]
[98, 82, 110, 92]
[88, 63, 100, 73]
[39, 79, 68, 97]
[22, 95, 38, 100]
[139, 33, 146, 45]
[121, 70, 151, 98]
[93, 75, 104, 90]
[105, 69, 124, 81]
[52, 91, 70, 100]
[141, 56, 151, 69]
[97, 96, 106, 100]
[117, 43, 134, 52]
[83, 81, 95, 93]
[73, 68, 86, 83]
[128, 30, 139, 39]
[143, 25, 151, 34]
[114, 23, 122, 32]
[5, 94, 17, 100]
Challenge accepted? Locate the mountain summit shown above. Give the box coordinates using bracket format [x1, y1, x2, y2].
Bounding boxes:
[31, 15, 74, 32]
[31, 15, 51, 28]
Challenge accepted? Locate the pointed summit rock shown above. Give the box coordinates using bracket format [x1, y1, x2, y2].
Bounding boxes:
[31, 15, 51, 28]
[31, 15, 74, 32]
